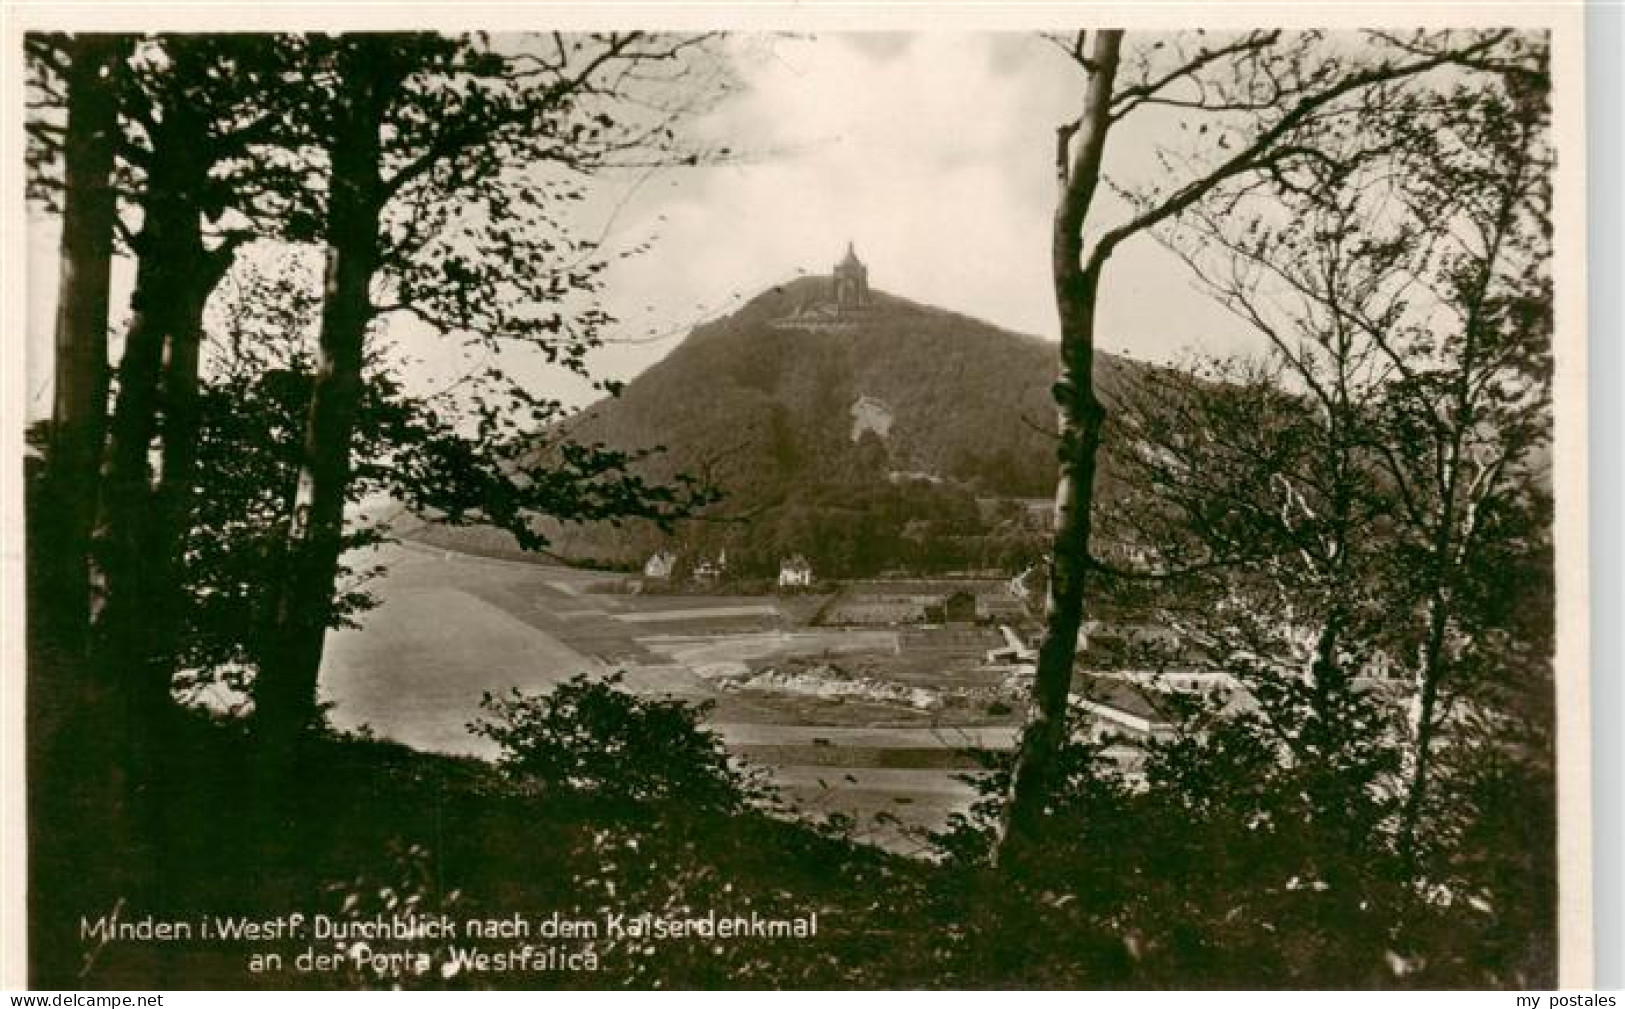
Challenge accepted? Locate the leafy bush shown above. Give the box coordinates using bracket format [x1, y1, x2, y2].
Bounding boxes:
[929, 706, 1134, 870]
[469, 673, 766, 813]
[927, 694, 1417, 987]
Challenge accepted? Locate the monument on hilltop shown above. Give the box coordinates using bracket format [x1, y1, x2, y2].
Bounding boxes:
[771, 241, 874, 331]
[832, 241, 870, 311]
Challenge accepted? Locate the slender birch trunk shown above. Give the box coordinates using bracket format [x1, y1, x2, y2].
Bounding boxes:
[996, 30, 1122, 864]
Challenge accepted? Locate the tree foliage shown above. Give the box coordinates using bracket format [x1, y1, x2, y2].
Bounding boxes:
[999, 25, 1547, 868]
[470, 673, 765, 814]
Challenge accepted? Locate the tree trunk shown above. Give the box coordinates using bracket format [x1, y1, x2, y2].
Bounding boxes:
[1394, 145, 1520, 879]
[64, 85, 211, 911]
[41, 34, 125, 653]
[253, 77, 386, 745]
[92, 103, 209, 732]
[28, 38, 132, 972]
[139, 245, 239, 685]
[996, 31, 1122, 866]
[1397, 588, 1449, 873]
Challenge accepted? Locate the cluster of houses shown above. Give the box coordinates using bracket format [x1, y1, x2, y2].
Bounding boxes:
[642, 549, 815, 589]
[640, 544, 1041, 624]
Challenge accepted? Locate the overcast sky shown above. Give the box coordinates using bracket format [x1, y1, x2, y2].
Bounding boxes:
[26, 31, 1262, 417]
[566, 31, 1258, 400]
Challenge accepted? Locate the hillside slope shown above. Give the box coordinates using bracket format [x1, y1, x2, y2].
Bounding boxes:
[569, 276, 1138, 494]
[509, 275, 1147, 572]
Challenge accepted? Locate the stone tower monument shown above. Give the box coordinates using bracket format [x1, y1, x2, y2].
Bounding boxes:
[832, 241, 870, 311]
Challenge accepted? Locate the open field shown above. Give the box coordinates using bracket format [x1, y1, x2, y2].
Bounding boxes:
[320, 540, 1021, 848]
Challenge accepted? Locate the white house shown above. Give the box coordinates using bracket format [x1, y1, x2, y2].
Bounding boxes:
[644, 550, 677, 580]
[778, 555, 814, 588]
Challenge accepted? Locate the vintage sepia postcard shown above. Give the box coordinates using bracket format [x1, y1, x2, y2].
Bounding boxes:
[0, 1, 1594, 991]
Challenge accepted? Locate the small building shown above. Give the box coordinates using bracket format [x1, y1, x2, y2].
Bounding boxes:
[778, 555, 814, 589]
[644, 550, 677, 580]
[692, 549, 728, 584]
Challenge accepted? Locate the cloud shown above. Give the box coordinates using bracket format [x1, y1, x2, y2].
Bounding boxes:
[568, 31, 1257, 405]
[25, 32, 1261, 418]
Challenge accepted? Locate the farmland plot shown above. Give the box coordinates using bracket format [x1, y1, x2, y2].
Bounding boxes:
[320, 541, 1019, 849]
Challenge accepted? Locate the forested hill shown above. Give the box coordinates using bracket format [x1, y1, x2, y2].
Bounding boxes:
[570, 276, 1140, 494]
[511, 275, 1147, 574]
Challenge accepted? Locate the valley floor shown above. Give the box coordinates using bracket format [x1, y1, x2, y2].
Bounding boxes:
[319, 540, 1025, 850]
